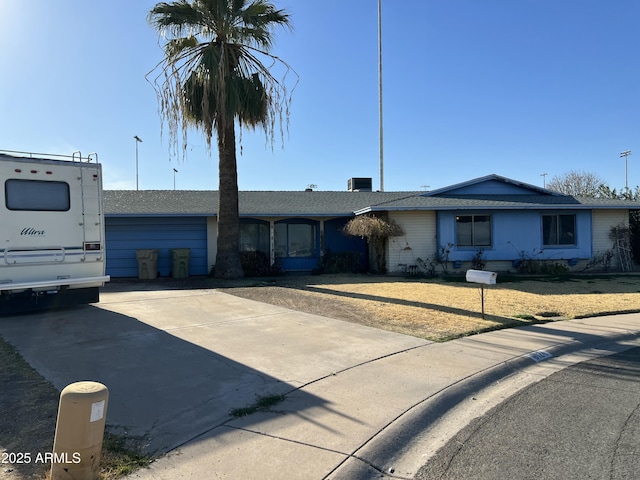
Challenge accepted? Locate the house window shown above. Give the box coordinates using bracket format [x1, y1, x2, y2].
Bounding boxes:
[456, 215, 492, 247]
[5, 179, 70, 211]
[275, 222, 317, 257]
[240, 222, 269, 253]
[543, 214, 576, 246]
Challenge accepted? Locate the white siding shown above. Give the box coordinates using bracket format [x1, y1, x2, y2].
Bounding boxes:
[592, 210, 628, 253]
[592, 210, 629, 269]
[386, 211, 437, 273]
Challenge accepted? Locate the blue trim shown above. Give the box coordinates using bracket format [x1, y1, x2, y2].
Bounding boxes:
[274, 218, 321, 271]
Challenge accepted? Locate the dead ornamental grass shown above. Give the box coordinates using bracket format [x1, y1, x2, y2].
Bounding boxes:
[295, 276, 640, 341]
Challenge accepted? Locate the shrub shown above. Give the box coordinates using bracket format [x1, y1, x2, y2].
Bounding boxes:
[315, 250, 364, 274]
[415, 257, 436, 277]
[511, 247, 568, 275]
[436, 243, 454, 275]
[471, 250, 485, 270]
[516, 259, 568, 275]
[583, 250, 614, 271]
[343, 214, 404, 273]
[240, 251, 283, 277]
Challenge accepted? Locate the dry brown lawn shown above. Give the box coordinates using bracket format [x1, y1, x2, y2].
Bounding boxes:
[219, 273, 640, 341]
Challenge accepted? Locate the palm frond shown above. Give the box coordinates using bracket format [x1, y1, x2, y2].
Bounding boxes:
[236, 1, 290, 49]
[147, 0, 297, 158]
[148, 1, 206, 37]
[164, 36, 199, 58]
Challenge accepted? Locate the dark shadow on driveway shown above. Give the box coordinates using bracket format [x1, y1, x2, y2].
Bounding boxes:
[0, 304, 328, 459]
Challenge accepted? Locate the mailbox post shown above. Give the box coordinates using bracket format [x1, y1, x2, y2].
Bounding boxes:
[465, 269, 497, 319]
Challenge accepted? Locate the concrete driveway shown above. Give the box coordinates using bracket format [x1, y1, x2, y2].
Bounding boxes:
[0, 284, 428, 454]
[1, 283, 639, 479]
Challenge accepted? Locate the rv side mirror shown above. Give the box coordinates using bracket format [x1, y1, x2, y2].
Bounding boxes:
[465, 269, 497, 285]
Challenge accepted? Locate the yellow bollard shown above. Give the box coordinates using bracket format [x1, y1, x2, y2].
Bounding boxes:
[51, 382, 109, 480]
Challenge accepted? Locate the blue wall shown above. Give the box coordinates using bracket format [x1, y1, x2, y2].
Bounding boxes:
[436, 210, 592, 262]
[442, 179, 537, 195]
[105, 217, 208, 278]
[272, 218, 367, 272]
[324, 218, 367, 269]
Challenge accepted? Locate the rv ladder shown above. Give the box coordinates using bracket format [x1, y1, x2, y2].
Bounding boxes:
[79, 166, 103, 259]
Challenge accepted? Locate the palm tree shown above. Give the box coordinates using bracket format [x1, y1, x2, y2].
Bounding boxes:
[148, 0, 294, 278]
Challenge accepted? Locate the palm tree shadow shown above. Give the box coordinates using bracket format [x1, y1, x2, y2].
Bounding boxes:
[299, 284, 520, 326]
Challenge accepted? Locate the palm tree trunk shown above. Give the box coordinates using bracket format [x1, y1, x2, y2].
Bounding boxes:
[214, 122, 244, 278]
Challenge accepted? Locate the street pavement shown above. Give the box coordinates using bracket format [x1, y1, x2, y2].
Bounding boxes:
[0, 283, 638, 479]
[414, 346, 640, 480]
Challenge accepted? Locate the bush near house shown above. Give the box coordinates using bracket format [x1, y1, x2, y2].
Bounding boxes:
[343, 214, 404, 274]
[313, 250, 365, 275]
[239, 251, 283, 277]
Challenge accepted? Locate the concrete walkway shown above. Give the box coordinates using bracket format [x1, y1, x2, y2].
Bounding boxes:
[1, 285, 638, 479]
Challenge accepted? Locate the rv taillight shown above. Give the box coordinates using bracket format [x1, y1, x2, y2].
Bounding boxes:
[84, 242, 101, 251]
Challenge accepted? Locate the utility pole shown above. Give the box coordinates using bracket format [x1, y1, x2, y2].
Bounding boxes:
[134, 135, 143, 190]
[541, 172, 547, 188]
[620, 150, 631, 191]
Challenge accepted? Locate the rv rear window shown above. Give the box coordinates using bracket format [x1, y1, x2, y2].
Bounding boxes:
[5, 179, 70, 211]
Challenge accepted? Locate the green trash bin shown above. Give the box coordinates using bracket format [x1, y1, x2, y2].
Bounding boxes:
[136, 249, 159, 279]
[171, 248, 191, 278]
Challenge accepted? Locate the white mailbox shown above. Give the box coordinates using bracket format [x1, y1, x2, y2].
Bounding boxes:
[466, 269, 497, 285]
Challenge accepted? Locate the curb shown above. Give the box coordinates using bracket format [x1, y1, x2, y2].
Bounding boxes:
[327, 327, 640, 480]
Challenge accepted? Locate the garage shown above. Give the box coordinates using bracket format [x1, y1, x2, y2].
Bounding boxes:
[105, 216, 208, 278]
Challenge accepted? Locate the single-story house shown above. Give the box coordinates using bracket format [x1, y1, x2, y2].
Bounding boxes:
[103, 186, 418, 277]
[356, 174, 639, 273]
[103, 174, 640, 277]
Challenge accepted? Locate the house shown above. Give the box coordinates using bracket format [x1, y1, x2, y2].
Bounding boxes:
[358, 175, 639, 273]
[103, 175, 640, 277]
[103, 187, 418, 277]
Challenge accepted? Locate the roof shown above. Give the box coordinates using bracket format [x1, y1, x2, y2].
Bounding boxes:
[356, 194, 640, 214]
[104, 174, 640, 217]
[104, 191, 215, 216]
[424, 174, 562, 197]
[357, 174, 640, 213]
[103, 190, 419, 217]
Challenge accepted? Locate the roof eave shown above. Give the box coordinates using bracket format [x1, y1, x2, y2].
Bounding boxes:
[241, 212, 356, 217]
[357, 204, 638, 213]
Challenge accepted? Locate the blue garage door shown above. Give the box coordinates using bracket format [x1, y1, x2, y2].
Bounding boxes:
[105, 217, 208, 278]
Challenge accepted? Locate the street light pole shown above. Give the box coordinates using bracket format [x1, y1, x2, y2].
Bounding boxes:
[134, 135, 143, 190]
[173, 168, 178, 190]
[378, 0, 384, 192]
[620, 150, 631, 191]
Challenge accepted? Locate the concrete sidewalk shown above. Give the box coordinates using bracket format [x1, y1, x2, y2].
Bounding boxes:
[1, 286, 639, 479]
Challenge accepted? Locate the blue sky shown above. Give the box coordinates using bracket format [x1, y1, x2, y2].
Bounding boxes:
[1, 1, 638, 192]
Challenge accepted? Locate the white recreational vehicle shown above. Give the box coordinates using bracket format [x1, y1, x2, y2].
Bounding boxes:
[0, 150, 110, 313]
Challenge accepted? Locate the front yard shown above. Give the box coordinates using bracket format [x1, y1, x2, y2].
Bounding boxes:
[217, 273, 640, 341]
